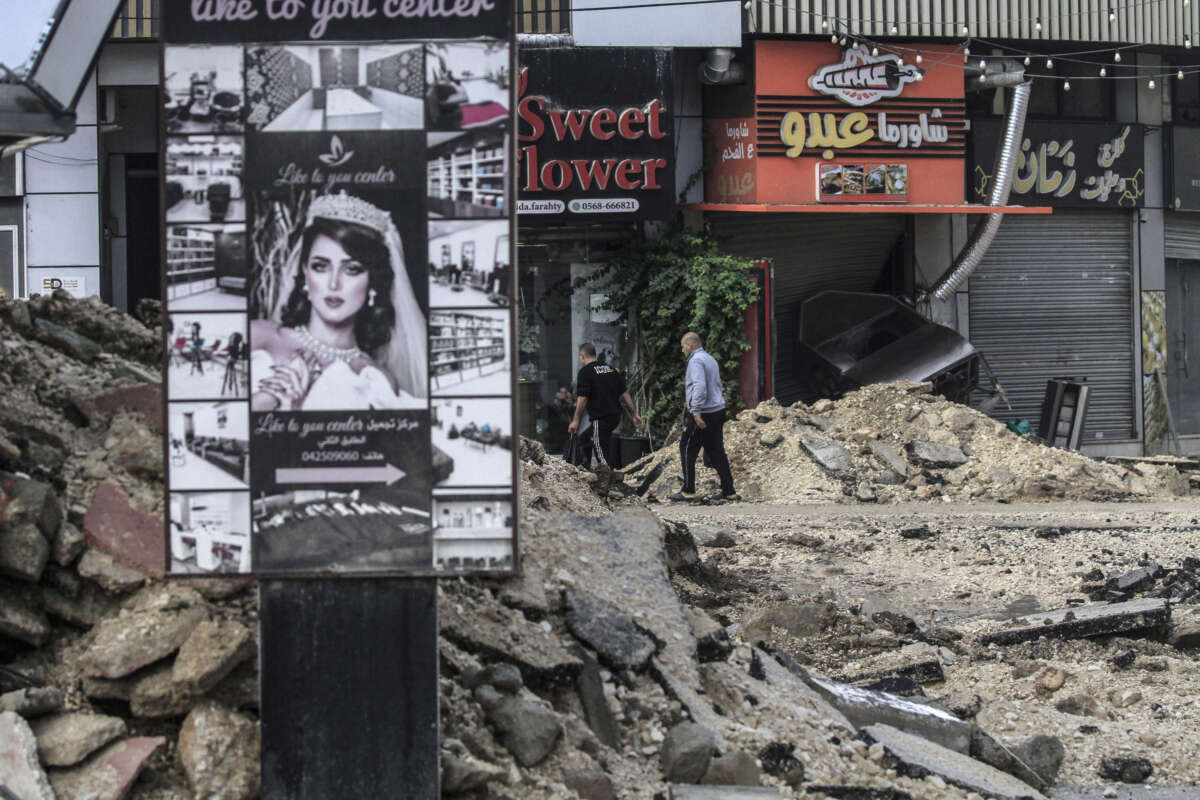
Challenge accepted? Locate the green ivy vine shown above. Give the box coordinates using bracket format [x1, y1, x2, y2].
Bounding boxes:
[593, 227, 760, 442]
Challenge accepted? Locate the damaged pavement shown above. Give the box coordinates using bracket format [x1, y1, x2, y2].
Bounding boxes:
[2, 291, 1200, 799]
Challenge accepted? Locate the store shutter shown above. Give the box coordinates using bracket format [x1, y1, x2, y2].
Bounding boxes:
[1165, 213, 1200, 260]
[707, 213, 905, 403]
[968, 211, 1135, 443]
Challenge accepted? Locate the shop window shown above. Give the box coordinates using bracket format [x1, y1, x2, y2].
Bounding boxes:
[1173, 69, 1200, 124]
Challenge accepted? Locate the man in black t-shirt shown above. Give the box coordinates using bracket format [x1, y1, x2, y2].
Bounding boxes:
[568, 343, 643, 469]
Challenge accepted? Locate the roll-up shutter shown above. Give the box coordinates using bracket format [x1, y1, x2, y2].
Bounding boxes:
[969, 211, 1135, 443]
[1165, 213, 1200, 260]
[707, 213, 905, 403]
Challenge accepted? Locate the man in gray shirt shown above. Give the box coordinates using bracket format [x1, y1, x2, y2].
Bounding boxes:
[670, 331, 739, 501]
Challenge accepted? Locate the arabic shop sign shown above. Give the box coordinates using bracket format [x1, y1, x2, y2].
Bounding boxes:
[707, 42, 965, 206]
[971, 120, 1145, 209]
[517, 47, 674, 224]
[807, 48, 925, 107]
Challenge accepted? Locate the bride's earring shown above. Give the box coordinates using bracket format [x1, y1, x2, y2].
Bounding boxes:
[368, 289, 377, 307]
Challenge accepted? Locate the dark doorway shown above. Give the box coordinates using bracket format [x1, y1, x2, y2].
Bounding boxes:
[1167, 259, 1200, 435]
[125, 154, 161, 311]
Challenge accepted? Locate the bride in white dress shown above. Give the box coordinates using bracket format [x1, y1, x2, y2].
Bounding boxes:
[250, 193, 427, 411]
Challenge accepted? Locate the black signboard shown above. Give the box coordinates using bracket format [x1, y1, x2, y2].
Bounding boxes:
[1168, 126, 1200, 211]
[161, 5, 517, 578]
[517, 47, 674, 224]
[970, 119, 1145, 208]
[165, 0, 510, 43]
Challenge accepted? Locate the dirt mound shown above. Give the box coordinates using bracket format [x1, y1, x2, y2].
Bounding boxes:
[624, 383, 1194, 504]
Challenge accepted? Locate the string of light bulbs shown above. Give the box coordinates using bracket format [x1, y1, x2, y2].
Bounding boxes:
[803, 0, 1193, 33]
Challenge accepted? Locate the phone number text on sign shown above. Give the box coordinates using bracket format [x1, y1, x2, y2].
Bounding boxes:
[568, 198, 640, 213]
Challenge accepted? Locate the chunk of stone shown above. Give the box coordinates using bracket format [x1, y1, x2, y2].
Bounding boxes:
[130, 663, 198, 719]
[82, 482, 164, 579]
[759, 431, 784, 448]
[906, 440, 968, 469]
[1055, 693, 1104, 718]
[690, 524, 737, 548]
[82, 585, 209, 679]
[661, 721, 719, 783]
[41, 583, 119, 629]
[869, 440, 909, 477]
[862, 724, 1047, 800]
[440, 588, 582, 688]
[482, 693, 562, 767]
[463, 662, 524, 694]
[178, 702, 260, 800]
[1167, 609, 1200, 649]
[171, 617, 255, 694]
[803, 673, 975, 754]
[0, 687, 64, 717]
[757, 742, 804, 783]
[563, 767, 616, 800]
[30, 712, 127, 767]
[442, 748, 506, 795]
[0, 473, 58, 582]
[799, 433, 852, 473]
[702, 750, 761, 786]
[1108, 567, 1159, 595]
[47, 736, 166, 800]
[979, 599, 1170, 647]
[686, 606, 733, 663]
[51, 522, 86, 567]
[565, 588, 657, 671]
[1097, 756, 1153, 784]
[33, 318, 101, 362]
[0, 582, 52, 646]
[76, 548, 147, 594]
[668, 787, 780, 799]
[971, 730, 1063, 790]
[0, 711, 56, 800]
[574, 646, 620, 750]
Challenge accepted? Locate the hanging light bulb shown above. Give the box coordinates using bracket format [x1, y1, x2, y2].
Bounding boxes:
[979, 59, 987, 69]
[1114, 51, 1122, 62]
[1149, 79, 1157, 89]
[1023, 56, 1031, 66]
[890, 23, 898, 34]
[1100, 66, 1107, 77]
[831, 33, 839, 43]
[1046, 58, 1054, 69]
[915, 53, 923, 64]
[1109, 7, 1116, 22]
[871, 46, 879, 56]
[839, 36, 847, 46]
[1064, 80, 1071, 91]
[1180, 69, 1186, 80]
[1187, 36, 1193, 50]
[821, 17, 828, 29]
[1035, 17, 1042, 32]
[961, 24, 969, 35]
[851, 40, 859, 49]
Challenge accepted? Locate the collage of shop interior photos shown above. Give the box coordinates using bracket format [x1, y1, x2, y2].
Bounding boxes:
[164, 42, 515, 576]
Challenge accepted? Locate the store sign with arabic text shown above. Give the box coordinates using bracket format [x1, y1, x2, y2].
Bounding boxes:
[706, 42, 966, 205]
[970, 120, 1145, 208]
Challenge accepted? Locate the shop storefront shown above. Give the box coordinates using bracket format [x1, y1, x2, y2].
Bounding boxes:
[966, 120, 1143, 448]
[698, 42, 1037, 405]
[1163, 126, 1200, 449]
[514, 47, 674, 453]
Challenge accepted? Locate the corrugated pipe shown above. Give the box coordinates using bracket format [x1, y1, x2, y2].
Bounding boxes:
[927, 79, 1032, 302]
[698, 48, 744, 85]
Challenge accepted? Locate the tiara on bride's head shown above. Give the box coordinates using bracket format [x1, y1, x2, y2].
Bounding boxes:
[307, 192, 392, 236]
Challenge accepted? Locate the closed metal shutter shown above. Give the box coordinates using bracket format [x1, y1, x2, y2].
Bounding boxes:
[969, 211, 1135, 443]
[707, 213, 905, 403]
[1165, 213, 1200, 260]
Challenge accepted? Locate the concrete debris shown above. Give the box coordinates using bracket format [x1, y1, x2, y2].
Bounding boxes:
[82, 586, 209, 679]
[0, 711, 56, 800]
[565, 588, 658, 671]
[177, 702, 261, 800]
[861, 723, 1048, 799]
[661, 721, 719, 782]
[978, 599, 1170, 646]
[30, 712, 127, 766]
[478, 686, 564, 767]
[669, 786, 780, 799]
[1098, 757, 1154, 784]
[701, 750, 762, 785]
[171, 617, 255, 694]
[48, 736, 166, 800]
[0, 686, 64, 717]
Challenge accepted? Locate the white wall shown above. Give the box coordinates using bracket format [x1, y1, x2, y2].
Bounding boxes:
[572, 0, 741, 46]
[22, 68, 100, 298]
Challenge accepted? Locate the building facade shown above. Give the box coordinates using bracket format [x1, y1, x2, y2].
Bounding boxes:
[5, 0, 1198, 455]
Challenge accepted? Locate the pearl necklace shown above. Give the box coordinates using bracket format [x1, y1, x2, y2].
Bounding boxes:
[292, 326, 364, 364]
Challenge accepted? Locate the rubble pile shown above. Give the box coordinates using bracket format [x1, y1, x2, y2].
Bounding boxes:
[625, 384, 1195, 504]
[0, 292, 258, 800]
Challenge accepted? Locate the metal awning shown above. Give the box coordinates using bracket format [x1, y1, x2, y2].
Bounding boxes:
[682, 203, 1053, 215]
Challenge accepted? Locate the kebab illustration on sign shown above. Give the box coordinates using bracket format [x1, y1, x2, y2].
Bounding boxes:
[807, 48, 926, 107]
[249, 191, 428, 411]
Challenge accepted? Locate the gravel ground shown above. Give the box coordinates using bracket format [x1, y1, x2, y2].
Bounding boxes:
[659, 500, 1200, 794]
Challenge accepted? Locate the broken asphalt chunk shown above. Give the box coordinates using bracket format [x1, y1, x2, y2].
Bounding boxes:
[564, 588, 658, 672]
[979, 599, 1170, 647]
[861, 723, 1047, 800]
